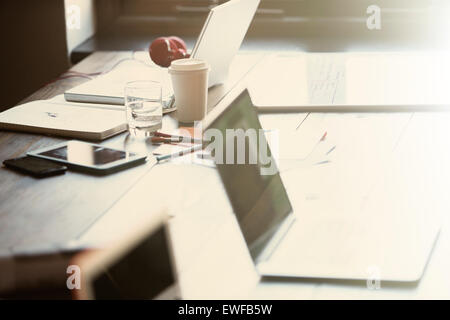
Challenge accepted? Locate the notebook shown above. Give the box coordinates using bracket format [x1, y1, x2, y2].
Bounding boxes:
[0, 98, 127, 140]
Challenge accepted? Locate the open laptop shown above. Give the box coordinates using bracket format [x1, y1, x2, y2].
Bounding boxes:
[191, 0, 260, 86]
[64, 0, 260, 106]
[205, 86, 441, 282]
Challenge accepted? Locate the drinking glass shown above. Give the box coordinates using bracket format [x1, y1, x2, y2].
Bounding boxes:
[125, 80, 162, 136]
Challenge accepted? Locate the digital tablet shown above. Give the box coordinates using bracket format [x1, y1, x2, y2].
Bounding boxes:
[28, 140, 147, 175]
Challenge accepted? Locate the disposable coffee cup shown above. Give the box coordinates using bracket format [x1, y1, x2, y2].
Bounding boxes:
[168, 59, 210, 122]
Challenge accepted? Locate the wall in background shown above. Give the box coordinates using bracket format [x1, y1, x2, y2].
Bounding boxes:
[0, 1, 69, 110]
[65, 0, 97, 54]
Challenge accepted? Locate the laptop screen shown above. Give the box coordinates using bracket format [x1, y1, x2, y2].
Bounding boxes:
[91, 225, 175, 299]
[208, 89, 292, 260]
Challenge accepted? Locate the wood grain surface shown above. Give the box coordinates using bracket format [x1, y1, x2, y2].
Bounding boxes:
[0, 51, 263, 250]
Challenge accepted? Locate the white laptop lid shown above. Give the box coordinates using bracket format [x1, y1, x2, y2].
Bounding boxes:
[192, 0, 260, 87]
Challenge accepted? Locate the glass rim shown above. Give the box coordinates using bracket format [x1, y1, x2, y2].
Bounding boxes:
[125, 80, 161, 90]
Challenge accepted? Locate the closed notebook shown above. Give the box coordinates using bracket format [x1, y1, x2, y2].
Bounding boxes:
[0, 100, 127, 141]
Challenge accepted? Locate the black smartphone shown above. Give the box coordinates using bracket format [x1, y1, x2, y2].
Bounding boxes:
[3, 156, 67, 178]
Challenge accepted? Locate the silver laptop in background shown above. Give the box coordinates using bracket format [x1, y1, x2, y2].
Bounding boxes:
[64, 0, 260, 105]
[205, 86, 441, 282]
[192, 0, 260, 87]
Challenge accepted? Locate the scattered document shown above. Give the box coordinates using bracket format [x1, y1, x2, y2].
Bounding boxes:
[279, 112, 415, 215]
[248, 53, 345, 107]
[248, 52, 450, 111]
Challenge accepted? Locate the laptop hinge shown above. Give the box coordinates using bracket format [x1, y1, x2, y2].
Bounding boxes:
[254, 214, 296, 264]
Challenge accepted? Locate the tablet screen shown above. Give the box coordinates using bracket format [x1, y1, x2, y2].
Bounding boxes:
[39, 141, 135, 166]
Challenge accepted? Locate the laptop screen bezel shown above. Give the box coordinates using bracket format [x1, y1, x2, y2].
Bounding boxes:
[206, 88, 294, 262]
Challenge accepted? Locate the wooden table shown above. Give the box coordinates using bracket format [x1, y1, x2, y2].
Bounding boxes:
[0, 51, 263, 251]
[3, 50, 450, 300]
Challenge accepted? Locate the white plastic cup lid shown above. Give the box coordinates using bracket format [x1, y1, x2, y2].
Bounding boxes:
[168, 58, 209, 72]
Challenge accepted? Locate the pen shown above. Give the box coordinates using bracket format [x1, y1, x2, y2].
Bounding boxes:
[154, 131, 203, 143]
[326, 145, 336, 155]
[156, 144, 203, 162]
[154, 131, 204, 144]
[151, 137, 184, 144]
